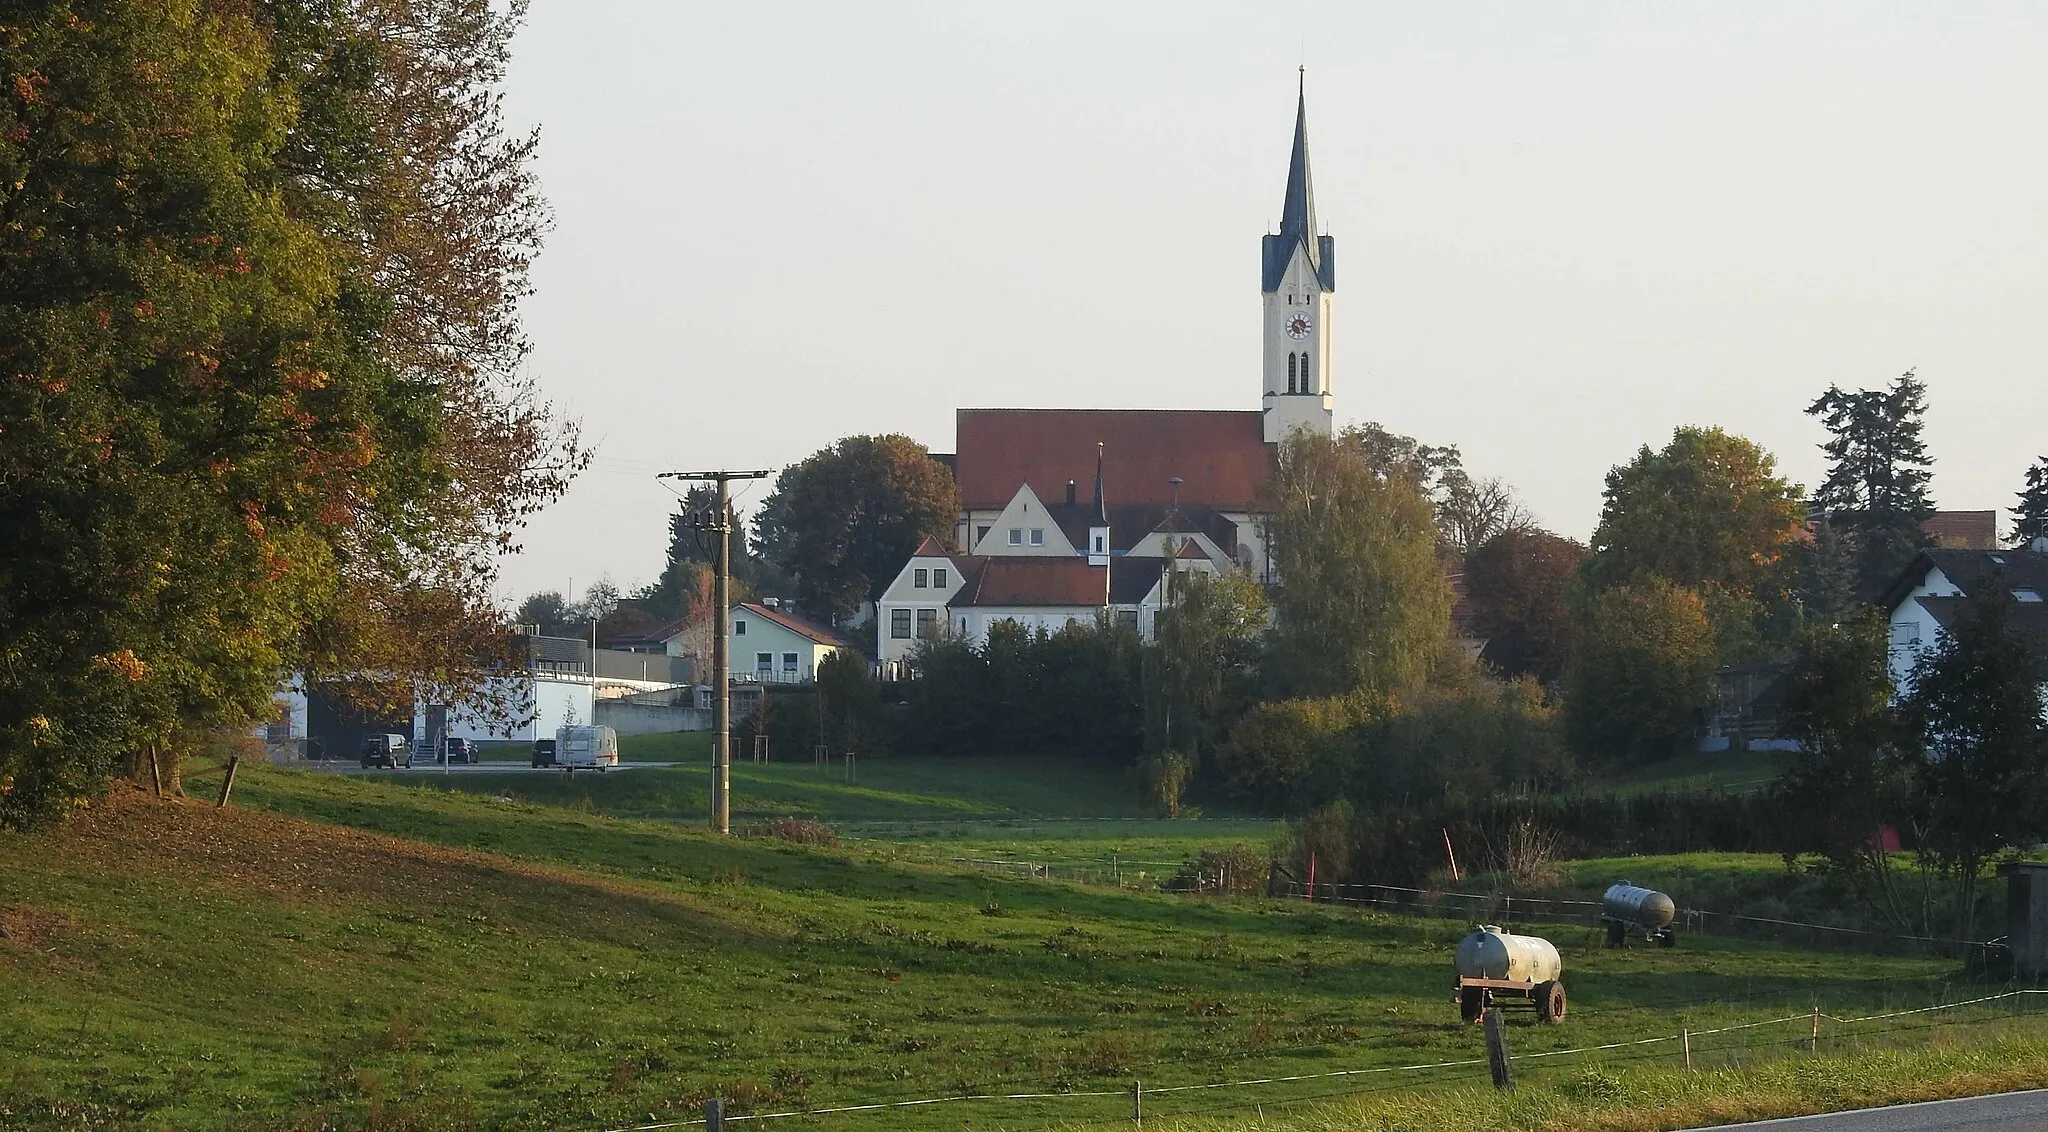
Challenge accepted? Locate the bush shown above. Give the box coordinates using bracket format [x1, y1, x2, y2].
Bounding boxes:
[739, 818, 838, 847]
[1167, 843, 1270, 895]
[1211, 692, 1382, 812]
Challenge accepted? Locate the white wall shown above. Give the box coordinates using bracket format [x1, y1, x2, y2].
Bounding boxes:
[1262, 243, 1334, 443]
[971, 484, 1075, 557]
[729, 609, 835, 682]
[1887, 566, 1959, 693]
[876, 554, 967, 665]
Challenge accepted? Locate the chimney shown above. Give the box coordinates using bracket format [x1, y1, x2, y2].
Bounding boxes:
[1066, 480, 1077, 506]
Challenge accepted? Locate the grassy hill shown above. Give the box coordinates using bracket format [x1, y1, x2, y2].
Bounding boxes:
[7, 755, 2032, 1131]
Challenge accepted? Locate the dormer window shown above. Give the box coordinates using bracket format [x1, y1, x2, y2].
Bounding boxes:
[934, 568, 948, 587]
[2015, 588, 2044, 603]
[1094, 534, 1105, 553]
[914, 568, 928, 588]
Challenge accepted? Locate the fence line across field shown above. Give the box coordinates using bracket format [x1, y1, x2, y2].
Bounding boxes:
[1277, 879, 1999, 951]
[843, 841, 2000, 951]
[602, 990, 2048, 1131]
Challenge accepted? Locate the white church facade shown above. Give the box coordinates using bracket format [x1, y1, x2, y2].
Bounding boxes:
[877, 76, 1339, 669]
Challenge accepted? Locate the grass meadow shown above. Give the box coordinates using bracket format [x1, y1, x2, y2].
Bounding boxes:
[1, 751, 2041, 1130]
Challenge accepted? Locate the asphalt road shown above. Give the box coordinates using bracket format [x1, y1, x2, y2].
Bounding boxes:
[301, 761, 678, 775]
[1681, 1089, 2048, 1131]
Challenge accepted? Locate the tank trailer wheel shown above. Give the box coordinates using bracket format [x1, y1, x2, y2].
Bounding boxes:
[1459, 986, 1489, 1025]
[1605, 922, 1625, 949]
[1656, 928, 1677, 948]
[1535, 980, 1567, 1023]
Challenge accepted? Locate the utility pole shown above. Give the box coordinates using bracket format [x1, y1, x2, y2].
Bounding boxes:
[660, 468, 772, 835]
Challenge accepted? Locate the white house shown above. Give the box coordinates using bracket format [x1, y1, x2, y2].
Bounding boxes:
[729, 600, 853, 684]
[1882, 545, 2048, 695]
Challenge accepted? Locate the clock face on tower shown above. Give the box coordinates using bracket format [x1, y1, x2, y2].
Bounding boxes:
[1283, 312, 1313, 340]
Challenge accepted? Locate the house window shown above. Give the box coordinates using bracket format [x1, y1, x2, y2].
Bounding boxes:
[976, 525, 990, 543]
[914, 568, 928, 588]
[782, 652, 799, 675]
[1030, 529, 1044, 546]
[755, 652, 773, 675]
[891, 609, 912, 639]
[1094, 534, 1105, 553]
[916, 608, 937, 638]
[1889, 623, 1921, 648]
[959, 616, 968, 634]
[934, 567, 948, 587]
[733, 619, 746, 636]
[1008, 528, 1022, 546]
[1287, 352, 1297, 393]
[1115, 609, 1140, 632]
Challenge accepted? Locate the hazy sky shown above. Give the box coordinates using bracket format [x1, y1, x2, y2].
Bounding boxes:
[496, 1, 2048, 604]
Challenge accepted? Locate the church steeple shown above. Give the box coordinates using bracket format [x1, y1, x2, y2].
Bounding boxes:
[1260, 70, 1336, 445]
[1276, 70, 1326, 286]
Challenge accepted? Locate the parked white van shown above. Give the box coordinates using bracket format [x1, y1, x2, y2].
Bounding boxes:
[554, 725, 619, 771]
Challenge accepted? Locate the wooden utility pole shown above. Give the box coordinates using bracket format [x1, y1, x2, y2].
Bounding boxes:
[659, 468, 771, 835]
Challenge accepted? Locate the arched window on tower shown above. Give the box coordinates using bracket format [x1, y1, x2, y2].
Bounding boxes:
[1286, 353, 1297, 394]
[1301, 353, 1313, 394]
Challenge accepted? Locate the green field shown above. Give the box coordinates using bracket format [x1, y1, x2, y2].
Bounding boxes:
[7, 751, 2041, 1131]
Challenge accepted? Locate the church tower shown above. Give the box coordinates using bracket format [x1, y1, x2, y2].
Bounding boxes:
[1262, 71, 1336, 445]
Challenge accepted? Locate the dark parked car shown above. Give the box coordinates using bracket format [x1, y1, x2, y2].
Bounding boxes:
[531, 738, 557, 768]
[442, 737, 476, 764]
[360, 734, 412, 769]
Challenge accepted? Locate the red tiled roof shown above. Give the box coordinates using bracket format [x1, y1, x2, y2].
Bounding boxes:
[952, 558, 1111, 608]
[1923, 510, 1997, 550]
[954, 409, 1268, 511]
[736, 602, 854, 649]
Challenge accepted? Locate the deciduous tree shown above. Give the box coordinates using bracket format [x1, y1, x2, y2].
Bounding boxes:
[0, 2, 580, 826]
[1263, 426, 1452, 700]
[1582, 427, 1806, 662]
[1563, 579, 1718, 764]
[1902, 589, 2048, 945]
[754, 435, 957, 623]
[1464, 528, 1587, 684]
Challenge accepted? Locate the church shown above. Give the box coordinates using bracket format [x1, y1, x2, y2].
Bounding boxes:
[876, 77, 1338, 669]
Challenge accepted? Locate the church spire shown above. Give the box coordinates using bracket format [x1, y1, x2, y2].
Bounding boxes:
[1279, 68, 1317, 250]
[1262, 70, 1334, 292]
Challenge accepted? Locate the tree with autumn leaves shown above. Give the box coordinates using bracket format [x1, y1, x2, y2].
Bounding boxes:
[0, 1, 582, 826]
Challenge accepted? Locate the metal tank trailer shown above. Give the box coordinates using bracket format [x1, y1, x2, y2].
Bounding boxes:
[1452, 925, 1567, 1023]
[1602, 881, 1678, 949]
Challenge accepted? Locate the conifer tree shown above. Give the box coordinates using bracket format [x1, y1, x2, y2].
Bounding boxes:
[1806, 369, 1936, 595]
[2014, 457, 2048, 548]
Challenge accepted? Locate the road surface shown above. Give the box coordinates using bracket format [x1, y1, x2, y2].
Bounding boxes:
[300, 761, 678, 776]
[1682, 1089, 2048, 1131]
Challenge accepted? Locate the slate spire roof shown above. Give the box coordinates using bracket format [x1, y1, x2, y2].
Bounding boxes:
[1263, 69, 1336, 292]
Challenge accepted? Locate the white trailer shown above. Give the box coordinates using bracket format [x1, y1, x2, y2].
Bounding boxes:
[555, 725, 619, 771]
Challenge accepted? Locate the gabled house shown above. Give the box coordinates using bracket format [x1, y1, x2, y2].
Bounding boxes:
[1881, 546, 2048, 693]
[729, 600, 854, 685]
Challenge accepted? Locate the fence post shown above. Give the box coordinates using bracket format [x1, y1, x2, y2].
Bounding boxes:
[706, 1097, 724, 1131]
[1132, 1077, 1142, 1126]
[215, 756, 240, 808]
[1682, 1027, 1691, 1070]
[1484, 1008, 1514, 1090]
[1810, 1006, 1819, 1053]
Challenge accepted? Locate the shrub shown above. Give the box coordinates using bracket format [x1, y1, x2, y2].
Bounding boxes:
[739, 818, 838, 847]
[1211, 692, 1382, 812]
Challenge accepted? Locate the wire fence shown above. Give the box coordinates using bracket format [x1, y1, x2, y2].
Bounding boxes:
[604, 989, 2048, 1131]
[849, 840, 1999, 955]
